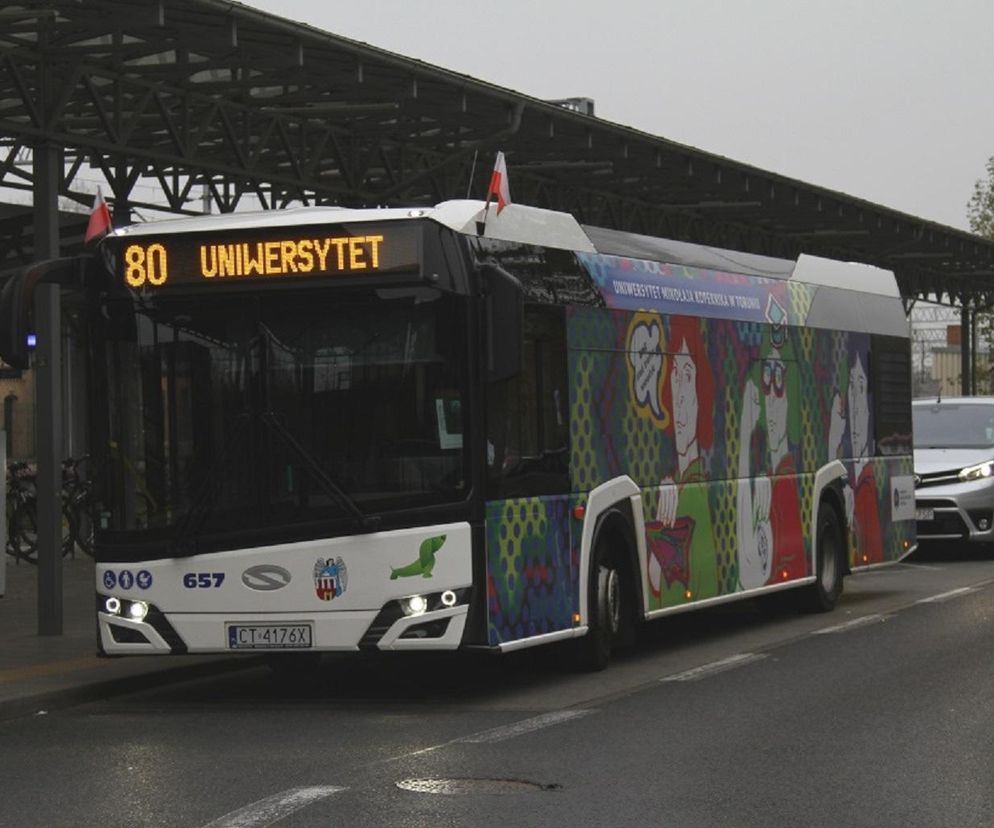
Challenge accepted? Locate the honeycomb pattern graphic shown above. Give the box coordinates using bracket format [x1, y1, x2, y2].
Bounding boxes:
[485, 496, 576, 646]
[787, 280, 815, 324]
[795, 326, 817, 561]
[715, 389, 742, 592]
[569, 349, 597, 492]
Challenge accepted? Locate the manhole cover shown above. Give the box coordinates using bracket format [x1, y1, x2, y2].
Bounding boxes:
[396, 778, 561, 795]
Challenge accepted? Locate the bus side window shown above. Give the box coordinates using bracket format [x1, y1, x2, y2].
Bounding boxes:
[486, 305, 569, 498]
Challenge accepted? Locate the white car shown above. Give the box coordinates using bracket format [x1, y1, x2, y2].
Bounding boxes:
[913, 397, 994, 544]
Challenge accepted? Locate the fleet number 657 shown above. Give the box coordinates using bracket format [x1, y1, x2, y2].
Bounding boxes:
[183, 572, 225, 589]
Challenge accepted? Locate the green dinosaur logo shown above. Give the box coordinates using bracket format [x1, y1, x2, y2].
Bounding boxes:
[390, 535, 446, 579]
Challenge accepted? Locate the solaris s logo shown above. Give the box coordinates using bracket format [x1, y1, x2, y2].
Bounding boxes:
[241, 565, 292, 591]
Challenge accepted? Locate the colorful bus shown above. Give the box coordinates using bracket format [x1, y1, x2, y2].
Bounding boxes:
[0, 200, 916, 669]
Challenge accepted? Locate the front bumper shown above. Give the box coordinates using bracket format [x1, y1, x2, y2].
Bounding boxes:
[915, 477, 994, 543]
[97, 599, 470, 655]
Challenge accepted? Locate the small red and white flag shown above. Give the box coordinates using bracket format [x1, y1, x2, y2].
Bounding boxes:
[84, 187, 112, 243]
[487, 151, 511, 215]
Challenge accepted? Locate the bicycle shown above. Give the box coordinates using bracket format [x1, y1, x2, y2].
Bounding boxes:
[62, 455, 95, 558]
[4, 460, 77, 564]
[5, 461, 38, 563]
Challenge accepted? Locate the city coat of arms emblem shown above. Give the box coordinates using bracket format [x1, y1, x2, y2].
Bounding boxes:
[314, 556, 348, 601]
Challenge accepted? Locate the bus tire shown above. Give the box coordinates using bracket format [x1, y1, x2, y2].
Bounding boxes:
[802, 499, 845, 613]
[573, 536, 626, 671]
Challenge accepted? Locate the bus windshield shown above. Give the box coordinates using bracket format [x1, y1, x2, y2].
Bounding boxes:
[89, 284, 469, 556]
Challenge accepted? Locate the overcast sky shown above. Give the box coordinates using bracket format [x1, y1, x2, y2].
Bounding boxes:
[240, 0, 993, 232]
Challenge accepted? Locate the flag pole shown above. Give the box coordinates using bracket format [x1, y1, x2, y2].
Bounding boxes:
[477, 176, 492, 236]
[477, 195, 492, 236]
[465, 149, 479, 199]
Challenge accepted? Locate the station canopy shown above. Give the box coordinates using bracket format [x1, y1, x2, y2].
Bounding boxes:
[2, 0, 994, 308]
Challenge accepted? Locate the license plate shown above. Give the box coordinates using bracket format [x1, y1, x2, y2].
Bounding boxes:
[226, 623, 313, 650]
[915, 508, 934, 521]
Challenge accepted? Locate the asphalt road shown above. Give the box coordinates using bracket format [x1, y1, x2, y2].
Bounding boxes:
[2, 546, 993, 827]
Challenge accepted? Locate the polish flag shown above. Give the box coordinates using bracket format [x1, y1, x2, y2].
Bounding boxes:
[487, 151, 511, 215]
[84, 187, 112, 243]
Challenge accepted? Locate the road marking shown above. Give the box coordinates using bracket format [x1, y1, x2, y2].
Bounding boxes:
[917, 586, 978, 604]
[892, 561, 944, 572]
[457, 710, 594, 744]
[200, 786, 345, 828]
[660, 653, 767, 682]
[811, 614, 887, 635]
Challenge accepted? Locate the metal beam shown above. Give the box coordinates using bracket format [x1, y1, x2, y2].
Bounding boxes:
[33, 140, 63, 635]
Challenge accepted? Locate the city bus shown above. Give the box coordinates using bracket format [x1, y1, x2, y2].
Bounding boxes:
[0, 200, 916, 669]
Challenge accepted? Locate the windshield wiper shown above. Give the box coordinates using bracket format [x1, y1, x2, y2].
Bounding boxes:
[258, 411, 380, 532]
[171, 411, 250, 555]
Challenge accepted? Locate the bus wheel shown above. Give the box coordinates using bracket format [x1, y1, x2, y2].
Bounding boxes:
[803, 500, 844, 612]
[573, 539, 625, 671]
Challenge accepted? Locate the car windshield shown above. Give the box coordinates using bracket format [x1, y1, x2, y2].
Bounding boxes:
[912, 402, 994, 448]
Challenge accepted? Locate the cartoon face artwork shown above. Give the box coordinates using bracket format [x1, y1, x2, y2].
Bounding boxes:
[664, 315, 715, 476]
[763, 349, 789, 464]
[848, 352, 869, 457]
[736, 336, 794, 591]
[644, 316, 721, 607]
[671, 338, 699, 467]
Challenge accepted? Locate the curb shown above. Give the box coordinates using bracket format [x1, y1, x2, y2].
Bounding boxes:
[0, 655, 263, 722]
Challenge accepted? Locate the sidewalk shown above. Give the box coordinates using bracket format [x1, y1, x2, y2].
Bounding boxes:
[0, 553, 255, 721]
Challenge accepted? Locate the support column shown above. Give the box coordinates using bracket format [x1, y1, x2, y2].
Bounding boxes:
[112, 193, 131, 226]
[960, 305, 972, 397]
[970, 306, 977, 396]
[1, 431, 6, 598]
[34, 140, 63, 635]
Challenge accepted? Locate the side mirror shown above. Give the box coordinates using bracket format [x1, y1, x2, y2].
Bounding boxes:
[0, 273, 30, 369]
[482, 263, 522, 383]
[0, 256, 96, 369]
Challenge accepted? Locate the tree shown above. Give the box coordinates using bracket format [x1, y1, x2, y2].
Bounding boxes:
[967, 157, 994, 393]
[967, 155, 994, 240]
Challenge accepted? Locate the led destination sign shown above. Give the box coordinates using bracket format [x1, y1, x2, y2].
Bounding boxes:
[117, 222, 420, 289]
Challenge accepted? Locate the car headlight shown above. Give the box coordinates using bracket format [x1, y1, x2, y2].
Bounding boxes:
[959, 461, 994, 481]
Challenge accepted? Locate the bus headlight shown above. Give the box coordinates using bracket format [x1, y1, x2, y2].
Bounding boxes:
[401, 595, 428, 617]
[127, 600, 149, 621]
[105, 596, 121, 615]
